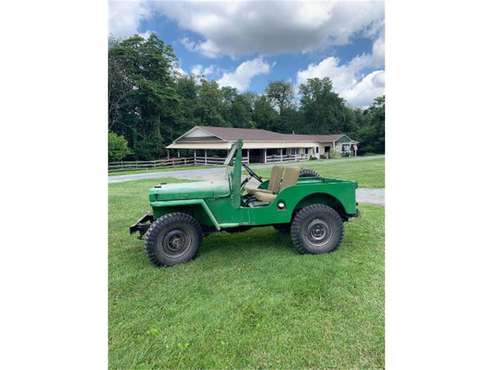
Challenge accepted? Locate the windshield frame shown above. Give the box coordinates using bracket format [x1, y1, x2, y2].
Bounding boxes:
[223, 141, 241, 166]
[223, 146, 236, 166]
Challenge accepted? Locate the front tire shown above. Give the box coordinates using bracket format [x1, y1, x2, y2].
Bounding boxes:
[144, 212, 203, 267]
[290, 204, 344, 254]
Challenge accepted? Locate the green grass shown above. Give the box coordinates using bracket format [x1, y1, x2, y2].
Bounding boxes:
[109, 178, 384, 369]
[256, 156, 384, 188]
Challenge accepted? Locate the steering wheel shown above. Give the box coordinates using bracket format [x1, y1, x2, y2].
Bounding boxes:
[241, 162, 263, 189]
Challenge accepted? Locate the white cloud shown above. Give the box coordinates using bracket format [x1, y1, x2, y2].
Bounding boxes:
[173, 65, 186, 76]
[339, 70, 385, 108]
[296, 33, 384, 108]
[153, 1, 384, 58]
[109, 0, 151, 38]
[181, 37, 222, 58]
[191, 64, 217, 77]
[217, 58, 271, 92]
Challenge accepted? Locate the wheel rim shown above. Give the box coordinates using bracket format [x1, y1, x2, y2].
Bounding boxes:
[303, 218, 332, 247]
[161, 229, 191, 257]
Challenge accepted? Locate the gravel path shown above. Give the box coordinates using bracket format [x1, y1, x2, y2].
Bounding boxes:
[356, 188, 384, 206]
[109, 167, 384, 206]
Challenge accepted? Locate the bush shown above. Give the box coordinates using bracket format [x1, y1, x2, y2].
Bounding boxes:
[329, 149, 341, 159]
[108, 132, 131, 161]
[320, 154, 328, 159]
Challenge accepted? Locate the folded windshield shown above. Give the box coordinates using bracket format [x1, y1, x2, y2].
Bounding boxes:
[223, 144, 237, 165]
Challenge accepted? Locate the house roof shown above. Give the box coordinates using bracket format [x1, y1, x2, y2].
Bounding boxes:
[178, 126, 353, 143]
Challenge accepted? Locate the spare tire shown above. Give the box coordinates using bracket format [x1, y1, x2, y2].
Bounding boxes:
[299, 168, 320, 177]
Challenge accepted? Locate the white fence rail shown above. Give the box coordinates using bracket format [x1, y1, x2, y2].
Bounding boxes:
[265, 154, 309, 163]
[109, 157, 195, 172]
[193, 156, 227, 165]
[109, 153, 311, 172]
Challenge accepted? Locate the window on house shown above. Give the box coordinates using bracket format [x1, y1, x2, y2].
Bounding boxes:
[316, 147, 319, 153]
[305, 148, 308, 154]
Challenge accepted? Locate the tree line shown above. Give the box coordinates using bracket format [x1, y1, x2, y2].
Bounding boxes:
[108, 34, 385, 161]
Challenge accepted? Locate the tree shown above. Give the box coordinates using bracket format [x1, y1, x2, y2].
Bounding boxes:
[265, 81, 294, 112]
[174, 74, 200, 138]
[196, 80, 227, 126]
[108, 34, 179, 159]
[253, 95, 280, 131]
[298, 77, 347, 134]
[108, 132, 131, 161]
[108, 38, 133, 131]
[356, 95, 385, 154]
[230, 94, 255, 128]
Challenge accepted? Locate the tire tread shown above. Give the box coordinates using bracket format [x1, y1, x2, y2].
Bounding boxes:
[290, 204, 344, 254]
[144, 212, 203, 267]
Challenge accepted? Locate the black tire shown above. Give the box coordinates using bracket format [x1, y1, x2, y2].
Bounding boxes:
[290, 204, 344, 254]
[299, 168, 320, 177]
[273, 223, 291, 234]
[144, 212, 203, 267]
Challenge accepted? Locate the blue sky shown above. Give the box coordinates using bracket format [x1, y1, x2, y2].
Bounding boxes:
[109, 1, 384, 108]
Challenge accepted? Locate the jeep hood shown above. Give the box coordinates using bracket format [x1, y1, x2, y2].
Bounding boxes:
[149, 180, 230, 201]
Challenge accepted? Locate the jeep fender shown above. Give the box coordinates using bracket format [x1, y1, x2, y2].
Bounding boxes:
[150, 199, 221, 230]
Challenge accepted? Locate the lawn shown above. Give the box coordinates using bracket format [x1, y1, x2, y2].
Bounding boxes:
[109, 177, 385, 369]
[255, 155, 385, 188]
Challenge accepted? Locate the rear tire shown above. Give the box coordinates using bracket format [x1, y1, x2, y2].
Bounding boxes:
[299, 168, 320, 177]
[144, 212, 203, 267]
[290, 204, 343, 254]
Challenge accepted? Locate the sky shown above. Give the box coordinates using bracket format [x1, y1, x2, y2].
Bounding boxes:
[109, 0, 385, 108]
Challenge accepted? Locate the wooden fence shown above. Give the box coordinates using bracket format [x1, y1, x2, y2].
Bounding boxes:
[109, 157, 195, 172]
[109, 153, 311, 172]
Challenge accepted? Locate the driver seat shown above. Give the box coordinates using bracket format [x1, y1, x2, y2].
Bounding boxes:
[246, 165, 284, 201]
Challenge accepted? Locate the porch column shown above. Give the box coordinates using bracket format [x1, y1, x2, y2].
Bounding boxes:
[204, 149, 207, 165]
[247, 149, 250, 164]
[264, 149, 267, 163]
[280, 148, 283, 162]
[193, 149, 197, 165]
[177, 150, 181, 158]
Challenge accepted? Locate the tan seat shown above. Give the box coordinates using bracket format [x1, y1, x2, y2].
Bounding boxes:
[254, 191, 277, 202]
[253, 166, 300, 203]
[280, 166, 300, 190]
[246, 165, 284, 195]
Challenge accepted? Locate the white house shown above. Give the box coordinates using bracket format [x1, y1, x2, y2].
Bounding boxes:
[167, 126, 358, 163]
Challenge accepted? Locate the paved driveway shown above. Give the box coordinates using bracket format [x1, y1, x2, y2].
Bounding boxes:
[108, 167, 225, 183]
[109, 167, 385, 206]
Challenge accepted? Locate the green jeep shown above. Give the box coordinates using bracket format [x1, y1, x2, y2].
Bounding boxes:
[130, 140, 359, 267]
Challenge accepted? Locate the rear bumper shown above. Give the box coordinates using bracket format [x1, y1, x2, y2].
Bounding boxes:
[129, 213, 154, 239]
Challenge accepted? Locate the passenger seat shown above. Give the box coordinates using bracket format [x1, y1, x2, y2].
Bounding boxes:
[246, 165, 284, 196]
[280, 166, 300, 190]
